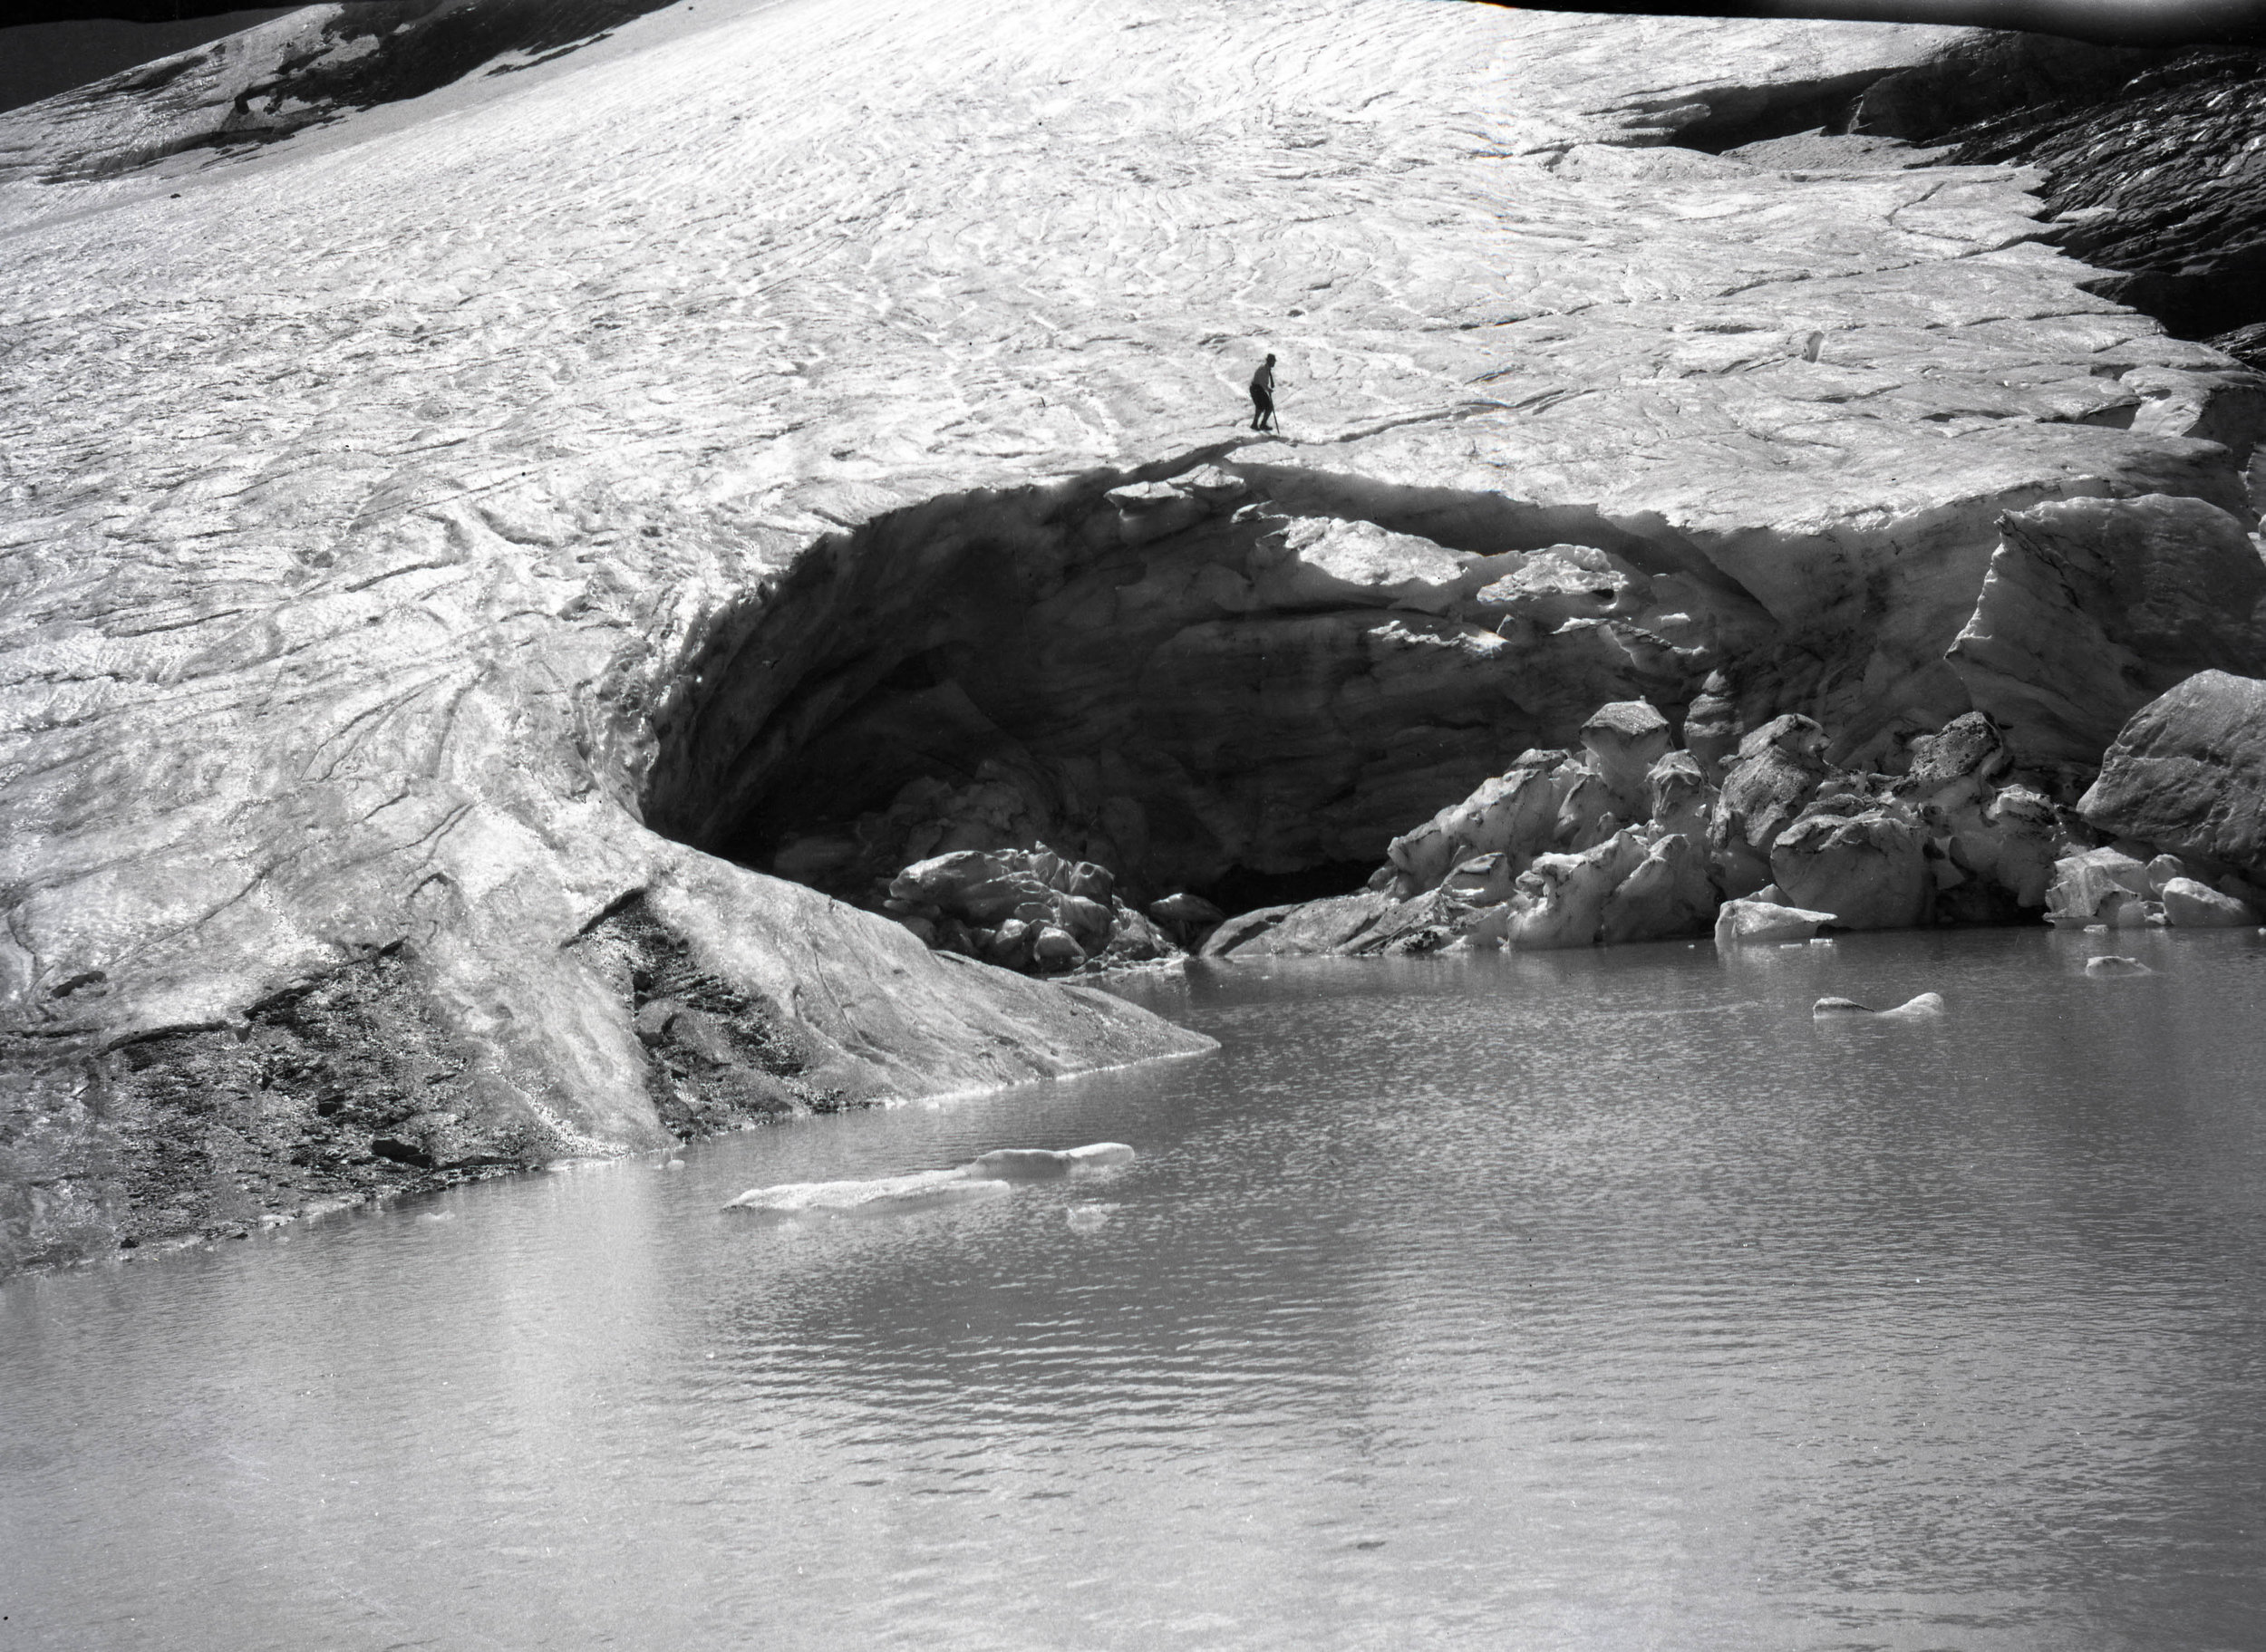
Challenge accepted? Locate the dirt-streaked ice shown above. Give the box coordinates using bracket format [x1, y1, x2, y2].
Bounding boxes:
[0, 0, 2256, 1261]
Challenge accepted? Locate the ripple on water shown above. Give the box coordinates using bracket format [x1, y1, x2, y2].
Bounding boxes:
[5, 929, 2266, 1650]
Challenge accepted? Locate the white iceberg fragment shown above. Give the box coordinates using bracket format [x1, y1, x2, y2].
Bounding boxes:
[722, 1143, 1136, 1215]
[1715, 896, 1837, 946]
[1812, 992, 1944, 1018]
[2084, 954, 2154, 977]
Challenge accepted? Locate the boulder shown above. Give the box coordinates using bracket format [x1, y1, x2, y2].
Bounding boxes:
[886, 844, 1132, 973]
[1768, 801, 1932, 931]
[889, 848, 1022, 910]
[2044, 845, 2152, 924]
[1713, 897, 1836, 947]
[1906, 732, 2061, 919]
[988, 918, 1036, 965]
[2080, 672, 2266, 882]
[2094, 891, 2162, 929]
[1948, 496, 2266, 776]
[1901, 711, 2014, 801]
[1709, 715, 1831, 897]
[2144, 855, 2192, 896]
[1680, 674, 1741, 778]
[1055, 894, 1115, 948]
[1552, 768, 1623, 855]
[1097, 901, 1173, 964]
[2158, 877, 2259, 927]
[1599, 832, 1718, 944]
[1646, 750, 1715, 841]
[1579, 700, 1674, 822]
[1506, 829, 1649, 949]
[1062, 861, 1116, 903]
[1969, 785, 2060, 911]
[1385, 749, 1571, 894]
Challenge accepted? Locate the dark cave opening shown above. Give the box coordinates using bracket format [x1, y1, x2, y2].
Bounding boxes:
[1202, 860, 1382, 916]
[630, 460, 1723, 927]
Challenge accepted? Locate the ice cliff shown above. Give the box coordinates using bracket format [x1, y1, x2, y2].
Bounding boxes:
[2, 0, 2261, 1269]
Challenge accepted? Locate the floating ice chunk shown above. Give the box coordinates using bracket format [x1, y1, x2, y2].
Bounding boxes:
[721, 1168, 1012, 1216]
[723, 1143, 1135, 1214]
[1716, 897, 1836, 947]
[971, 1143, 1136, 1180]
[2085, 954, 2153, 977]
[1813, 992, 1944, 1018]
[1066, 1203, 1118, 1232]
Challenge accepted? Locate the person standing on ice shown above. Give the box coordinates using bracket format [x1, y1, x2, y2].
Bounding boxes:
[1248, 353, 1277, 432]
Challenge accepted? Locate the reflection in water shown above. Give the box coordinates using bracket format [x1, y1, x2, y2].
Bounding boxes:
[5, 927, 2266, 1650]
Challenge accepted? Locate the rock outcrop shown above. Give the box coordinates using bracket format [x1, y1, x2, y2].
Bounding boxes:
[2158, 877, 2259, 928]
[1710, 716, 1834, 898]
[880, 845, 1181, 974]
[1948, 495, 2266, 781]
[2077, 671, 2266, 882]
[1769, 801, 1933, 931]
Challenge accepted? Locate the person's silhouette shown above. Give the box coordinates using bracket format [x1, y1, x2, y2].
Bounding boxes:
[1249, 353, 1277, 432]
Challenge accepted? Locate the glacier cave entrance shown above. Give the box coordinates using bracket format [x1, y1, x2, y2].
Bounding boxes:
[629, 458, 1732, 916]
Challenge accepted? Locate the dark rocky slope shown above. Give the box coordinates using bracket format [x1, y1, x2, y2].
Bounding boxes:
[7, 0, 683, 178]
[1657, 30, 2266, 355]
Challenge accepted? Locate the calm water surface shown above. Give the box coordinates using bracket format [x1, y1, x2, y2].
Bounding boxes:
[6, 928, 2266, 1651]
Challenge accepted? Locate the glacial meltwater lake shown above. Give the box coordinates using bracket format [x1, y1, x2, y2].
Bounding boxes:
[7, 928, 2266, 1651]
